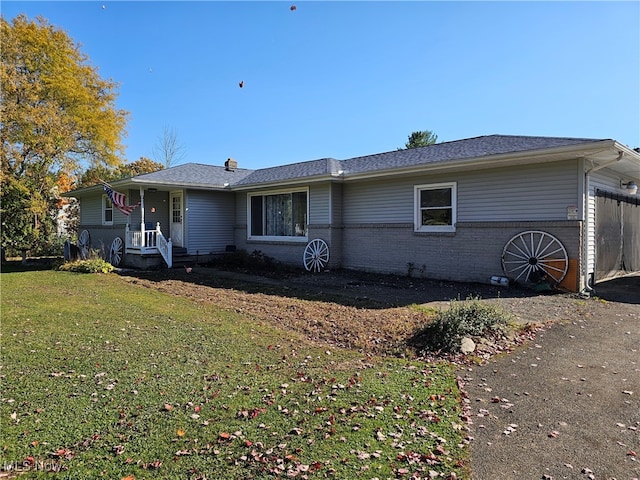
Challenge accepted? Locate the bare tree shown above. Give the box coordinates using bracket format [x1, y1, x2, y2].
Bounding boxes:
[152, 126, 186, 168]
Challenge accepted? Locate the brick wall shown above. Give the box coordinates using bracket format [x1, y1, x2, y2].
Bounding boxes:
[341, 221, 582, 287]
[234, 221, 583, 290]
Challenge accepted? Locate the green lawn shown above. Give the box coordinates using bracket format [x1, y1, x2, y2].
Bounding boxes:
[1, 270, 468, 479]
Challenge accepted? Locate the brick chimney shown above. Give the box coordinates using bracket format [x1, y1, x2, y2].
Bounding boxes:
[225, 158, 237, 171]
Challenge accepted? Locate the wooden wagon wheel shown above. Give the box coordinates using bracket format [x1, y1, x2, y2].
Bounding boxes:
[77, 230, 91, 259]
[303, 239, 329, 272]
[501, 230, 569, 284]
[109, 237, 124, 267]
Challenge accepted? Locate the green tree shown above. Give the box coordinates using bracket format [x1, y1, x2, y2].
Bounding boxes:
[1, 15, 128, 255]
[401, 130, 438, 149]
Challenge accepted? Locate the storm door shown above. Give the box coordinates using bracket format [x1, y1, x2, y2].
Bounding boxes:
[170, 191, 184, 248]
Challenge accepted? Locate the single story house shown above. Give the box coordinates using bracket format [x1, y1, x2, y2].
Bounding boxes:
[65, 134, 640, 293]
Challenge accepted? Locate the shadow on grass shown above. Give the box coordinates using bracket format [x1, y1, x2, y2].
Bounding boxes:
[1, 258, 62, 273]
[117, 265, 547, 310]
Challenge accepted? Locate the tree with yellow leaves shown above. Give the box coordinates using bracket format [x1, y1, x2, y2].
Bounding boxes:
[1, 15, 129, 256]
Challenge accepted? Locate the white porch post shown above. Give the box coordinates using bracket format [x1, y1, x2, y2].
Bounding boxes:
[140, 187, 146, 247]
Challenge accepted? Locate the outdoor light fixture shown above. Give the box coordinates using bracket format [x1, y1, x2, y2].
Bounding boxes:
[621, 180, 638, 195]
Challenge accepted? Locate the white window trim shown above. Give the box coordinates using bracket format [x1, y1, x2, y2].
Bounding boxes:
[247, 187, 309, 242]
[102, 194, 113, 225]
[414, 182, 457, 233]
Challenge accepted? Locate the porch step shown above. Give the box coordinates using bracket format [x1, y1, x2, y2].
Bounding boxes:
[172, 247, 188, 256]
[170, 248, 196, 269]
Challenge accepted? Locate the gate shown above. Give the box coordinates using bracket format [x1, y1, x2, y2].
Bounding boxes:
[595, 190, 640, 281]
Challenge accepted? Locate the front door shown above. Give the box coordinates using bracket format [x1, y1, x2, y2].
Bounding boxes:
[170, 191, 184, 247]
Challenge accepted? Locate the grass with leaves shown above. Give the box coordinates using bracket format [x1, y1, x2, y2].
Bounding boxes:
[1, 270, 468, 479]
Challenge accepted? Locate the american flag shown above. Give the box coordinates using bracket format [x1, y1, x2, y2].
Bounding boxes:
[102, 182, 140, 216]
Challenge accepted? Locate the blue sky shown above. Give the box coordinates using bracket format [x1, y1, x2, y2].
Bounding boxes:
[3, 1, 639, 170]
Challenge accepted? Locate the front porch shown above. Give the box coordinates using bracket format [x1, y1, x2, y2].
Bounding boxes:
[124, 222, 173, 267]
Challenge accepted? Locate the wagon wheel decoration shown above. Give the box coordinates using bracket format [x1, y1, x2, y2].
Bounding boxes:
[63, 240, 72, 261]
[77, 230, 91, 260]
[303, 239, 329, 272]
[501, 231, 569, 285]
[109, 237, 124, 267]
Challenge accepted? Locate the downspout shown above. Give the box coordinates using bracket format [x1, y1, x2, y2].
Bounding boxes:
[581, 151, 624, 295]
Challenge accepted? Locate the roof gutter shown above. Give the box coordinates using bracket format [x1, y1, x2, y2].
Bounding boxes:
[585, 149, 624, 174]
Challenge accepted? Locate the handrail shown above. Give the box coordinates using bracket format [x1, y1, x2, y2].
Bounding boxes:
[156, 231, 173, 268]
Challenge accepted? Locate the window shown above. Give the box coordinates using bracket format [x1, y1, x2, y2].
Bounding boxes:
[102, 195, 113, 225]
[248, 190, 308, 240]
[414, 182, 456, 232]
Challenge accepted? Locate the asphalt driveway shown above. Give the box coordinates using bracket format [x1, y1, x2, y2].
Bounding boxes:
[465, 275, 640, 479]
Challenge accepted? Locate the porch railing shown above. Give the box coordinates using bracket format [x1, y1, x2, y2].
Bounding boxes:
[156, 231, 173, 268]
[125, 223, 172, 268]
[126, 223, 159, 254]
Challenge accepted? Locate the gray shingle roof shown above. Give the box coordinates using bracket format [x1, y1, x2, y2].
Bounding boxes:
[234, 158, 342, 186]
[340, 135, 606, 176]
[131, 163, 253, 187]
[131, 135, 608, 189]
[65, 135, 616, 198]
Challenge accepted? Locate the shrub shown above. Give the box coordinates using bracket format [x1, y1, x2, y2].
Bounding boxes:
[59, 258, 114, 274]
[411, 296, 513, 353]
[208, 249, 294, 275]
